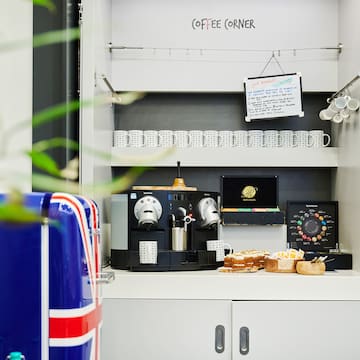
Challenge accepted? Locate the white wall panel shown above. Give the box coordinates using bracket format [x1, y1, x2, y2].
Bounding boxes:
[0, 1, 32, 192]
[336, 0, 360, 269]
[110, 0, 338, 91]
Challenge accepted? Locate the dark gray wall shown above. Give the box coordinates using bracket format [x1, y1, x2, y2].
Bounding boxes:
[114, 92, 331, 133]
[33, 0, 79, 183]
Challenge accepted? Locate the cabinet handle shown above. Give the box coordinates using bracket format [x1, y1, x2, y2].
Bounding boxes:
[239, 326, 249, 355]
[215, 325, 225, 353]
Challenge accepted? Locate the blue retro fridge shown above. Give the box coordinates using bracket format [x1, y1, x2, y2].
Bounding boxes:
[0, 192, 102, 360]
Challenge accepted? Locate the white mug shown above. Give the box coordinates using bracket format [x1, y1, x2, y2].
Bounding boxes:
[139, 241, 158, 264]
[203, 130, 219, 148]
[158, 130, 174, 147]
[233, 130, 248, 147]
[218, 131, 234, 147]
[309, 130, 331, 147]
[128, 130, 144, 147]
[263, 130, 280, 148]
[174, 130, 190, 148]
[206, 239, 232, 262]
[248, 130, 264, 148]
[113, 130, 129, 148]
[189, 130, 204, 148]
[143, 130, 159, 148]
[347, 97, 360, 112]
[328, 96, 350, 113]
[279, 130, 297, 148]
[294, 130, 313, 148]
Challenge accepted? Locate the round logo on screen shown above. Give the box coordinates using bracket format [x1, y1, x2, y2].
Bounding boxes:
[241, 185, 258, 200]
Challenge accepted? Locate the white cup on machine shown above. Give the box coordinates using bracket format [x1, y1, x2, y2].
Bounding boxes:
[143, 130, 159, 147]
[174, 130, 191, 148]
[188, 130, 204, 148]
[203, 130, 220, 148]
[294, 130, 314, 148]
[206, 240, 232, 262]
[158, 130, 175, 147]
[113, 130, 129, 147]
[263, 130, 280, 148]
[139, 241, 158, 264]
[218, 131, 234, 147]
[309, 130, 331, 147]
[248, 130, 264, 148]
[233, 130, 248, 147]
[279, 130, 297, 148]
[128, 130, 144, 147]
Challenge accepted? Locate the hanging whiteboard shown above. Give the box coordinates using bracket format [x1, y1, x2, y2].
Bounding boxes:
[244, 73, 304, 122]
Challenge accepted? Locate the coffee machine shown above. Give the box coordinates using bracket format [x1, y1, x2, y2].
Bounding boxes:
[111, 175, 221, 271]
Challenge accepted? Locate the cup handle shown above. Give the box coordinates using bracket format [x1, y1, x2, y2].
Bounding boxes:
[292, 134, 298, 147]
[307, 134, 314, 147]
[323, 133, 331, 147]
[224, 243, 232, 254]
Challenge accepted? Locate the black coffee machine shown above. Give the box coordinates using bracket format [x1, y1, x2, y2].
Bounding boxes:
[111, 164, 221, 271]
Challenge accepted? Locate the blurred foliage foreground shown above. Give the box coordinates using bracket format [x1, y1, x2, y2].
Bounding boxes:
[0, 0, 173, 222]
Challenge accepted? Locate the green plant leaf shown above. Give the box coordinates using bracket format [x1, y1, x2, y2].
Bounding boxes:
[32, 137, 79, 153]
[0, 203, 43, 223]
[0, 28, 80, 53]
[32, 0, 56, 12]
[27, 150, 61, 177]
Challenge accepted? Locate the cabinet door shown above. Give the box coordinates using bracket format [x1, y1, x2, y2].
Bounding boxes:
[232, 300, 360, 360]
[102, 298, 232, 360]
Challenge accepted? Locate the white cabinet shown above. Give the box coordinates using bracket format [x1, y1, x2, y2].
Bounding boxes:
[102, 298, 360, 360]
[232, 301, 360, 359]
[101, 299, 232, 360]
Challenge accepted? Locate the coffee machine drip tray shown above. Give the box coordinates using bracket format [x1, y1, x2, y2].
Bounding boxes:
[111, 249, 221, 272]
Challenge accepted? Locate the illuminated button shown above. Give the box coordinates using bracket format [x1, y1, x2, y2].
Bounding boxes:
[297, 220, 302, 225]
[319, 216, 324, 221]
[320, 231, 326, 236]
[321, 220, 327, 226]
[307, 236, 312, 241]
[297, 226, 302, 231]
[322, 226, 327, 231]
[317, 234, 322, 240]
[315, 213, 319, 218]
[312, 237, 317, 242]
[302, 234, 307, 240]
[298, 231, 303, 236]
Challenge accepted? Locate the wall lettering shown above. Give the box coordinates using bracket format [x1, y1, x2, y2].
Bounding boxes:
[192, 18, 256, 31]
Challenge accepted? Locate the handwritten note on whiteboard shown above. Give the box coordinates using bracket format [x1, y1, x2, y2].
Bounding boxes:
[244, 73, 304, 122]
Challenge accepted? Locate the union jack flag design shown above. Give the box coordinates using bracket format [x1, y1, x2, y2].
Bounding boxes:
[0, 192, 102, 360]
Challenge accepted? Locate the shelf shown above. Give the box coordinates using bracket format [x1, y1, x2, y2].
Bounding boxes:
[111, 147, 338, 168]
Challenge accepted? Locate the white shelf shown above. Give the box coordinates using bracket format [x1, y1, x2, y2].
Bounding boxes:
[103, 269, 360, 301]
[111, 147, 338, 168]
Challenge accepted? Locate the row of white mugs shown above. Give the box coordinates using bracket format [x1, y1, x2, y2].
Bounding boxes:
[114, 129, 331, 148]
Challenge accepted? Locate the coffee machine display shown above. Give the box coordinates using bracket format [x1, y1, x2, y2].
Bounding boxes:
[111, 190, 221, 271]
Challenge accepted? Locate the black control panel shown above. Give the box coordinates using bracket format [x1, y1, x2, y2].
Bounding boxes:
[287, 201, 338, 252]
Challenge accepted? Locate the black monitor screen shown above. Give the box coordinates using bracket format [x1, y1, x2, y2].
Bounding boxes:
[221, 176, 278, 208]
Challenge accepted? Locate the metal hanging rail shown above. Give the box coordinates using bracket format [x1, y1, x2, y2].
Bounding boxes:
[107, 42, 343, 55]
[328, 73, 360, 102]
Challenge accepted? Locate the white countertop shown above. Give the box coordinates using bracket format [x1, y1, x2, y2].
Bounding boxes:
[102, 268, 360, 301]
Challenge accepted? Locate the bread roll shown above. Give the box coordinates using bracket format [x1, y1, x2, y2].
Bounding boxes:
[296, 261, 325, 275]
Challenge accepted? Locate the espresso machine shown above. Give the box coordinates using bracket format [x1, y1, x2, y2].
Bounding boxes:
[111, 164, 221, 271]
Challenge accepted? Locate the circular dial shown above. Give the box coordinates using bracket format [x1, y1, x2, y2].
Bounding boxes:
[295, 212, 327, 242]
[302, 218, 322, 236]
